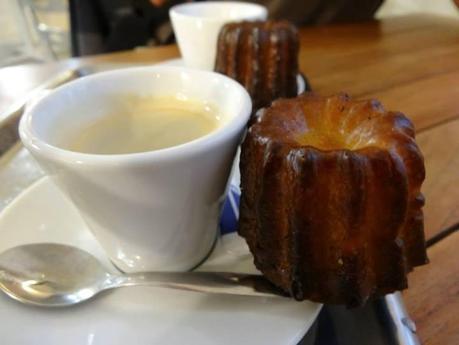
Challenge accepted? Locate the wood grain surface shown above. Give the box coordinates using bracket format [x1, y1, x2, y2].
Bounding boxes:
[0, 14, 458, 344]
[404, 232, 459, 345]
[418, 119, 459, 239]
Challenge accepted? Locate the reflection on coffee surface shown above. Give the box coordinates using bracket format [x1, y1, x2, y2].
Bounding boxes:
[66, 96, 221, 154]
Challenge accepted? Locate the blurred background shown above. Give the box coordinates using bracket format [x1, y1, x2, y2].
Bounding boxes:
[0, 0, 458, 67]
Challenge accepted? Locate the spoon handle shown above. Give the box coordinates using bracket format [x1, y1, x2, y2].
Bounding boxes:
[107, 272, 288, 298]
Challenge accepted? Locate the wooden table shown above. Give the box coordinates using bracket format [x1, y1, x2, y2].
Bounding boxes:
[1, 14, 458, 345]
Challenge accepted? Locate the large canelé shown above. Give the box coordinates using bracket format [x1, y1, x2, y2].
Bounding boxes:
[238, 93, 428, 306]
[215, 20, 300, 111]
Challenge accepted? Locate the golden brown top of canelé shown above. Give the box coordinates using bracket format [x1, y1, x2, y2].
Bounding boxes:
[250, 93, 417, 152]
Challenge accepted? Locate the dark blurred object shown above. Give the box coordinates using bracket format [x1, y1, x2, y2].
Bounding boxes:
[69, 0, 384, 56]
[255, 0, 384, 26]
[298, 293, 420, 345]
[69, 0, 184, 56]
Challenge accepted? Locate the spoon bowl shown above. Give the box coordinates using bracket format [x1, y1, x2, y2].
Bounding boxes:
[0, 243, 286, 307]
[0, 243, 109, 306]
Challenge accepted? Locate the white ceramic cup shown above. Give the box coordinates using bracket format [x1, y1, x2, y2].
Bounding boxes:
[19, 66, 252, 272]
[170, 1, 268, 70]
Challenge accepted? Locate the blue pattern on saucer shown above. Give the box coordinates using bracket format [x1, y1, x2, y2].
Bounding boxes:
[219, 184, 240, 235]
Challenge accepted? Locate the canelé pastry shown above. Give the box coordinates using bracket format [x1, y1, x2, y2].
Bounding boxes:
[238, 93, 428, 307]
[215, 20, 300, 111]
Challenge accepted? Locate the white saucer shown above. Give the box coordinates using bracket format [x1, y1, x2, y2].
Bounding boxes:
[157, 58, 307, 93]
[0, 177, 321, 345]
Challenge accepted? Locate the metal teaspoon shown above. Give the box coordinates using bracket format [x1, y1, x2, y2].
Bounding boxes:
[0, 243, 285, 307]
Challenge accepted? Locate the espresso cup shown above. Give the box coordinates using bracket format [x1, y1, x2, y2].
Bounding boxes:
[19, 66, 251, 272]
[170, 1, 267, 70]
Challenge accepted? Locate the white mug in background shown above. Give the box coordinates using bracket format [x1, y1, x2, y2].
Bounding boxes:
[170, 1, 268, 70]
[19, 66, 251, 273]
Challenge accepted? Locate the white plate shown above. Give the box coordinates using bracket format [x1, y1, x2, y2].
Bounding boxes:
[0, 177, 321, 345]
[157, 58, 306, 93]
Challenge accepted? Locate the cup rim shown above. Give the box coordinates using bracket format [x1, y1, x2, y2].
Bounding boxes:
[169, 1, 268, 22]
[19, 66, 252, 166]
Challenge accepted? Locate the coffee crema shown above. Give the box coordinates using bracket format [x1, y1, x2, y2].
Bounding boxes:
[66, 96, 221, 154]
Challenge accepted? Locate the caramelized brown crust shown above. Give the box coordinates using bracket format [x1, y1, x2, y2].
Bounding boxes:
[238, 93, 428, 306]
[215, 21, 299, 111]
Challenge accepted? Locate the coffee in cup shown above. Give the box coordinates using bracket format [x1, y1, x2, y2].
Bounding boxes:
[65, 96, 221, 155]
